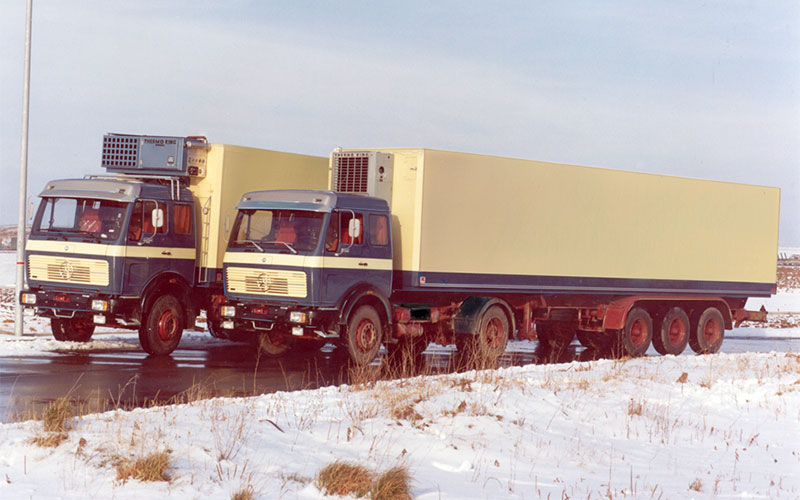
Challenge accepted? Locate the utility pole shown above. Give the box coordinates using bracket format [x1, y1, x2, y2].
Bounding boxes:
[15, 0, 33, 337]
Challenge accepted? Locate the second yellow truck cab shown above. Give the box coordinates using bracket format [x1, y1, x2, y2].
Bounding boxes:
[220, 148, 779, 364]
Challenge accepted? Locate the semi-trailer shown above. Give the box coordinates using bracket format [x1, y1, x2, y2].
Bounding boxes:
[219, 148, 780, 364]
[20, 133, 328, 354]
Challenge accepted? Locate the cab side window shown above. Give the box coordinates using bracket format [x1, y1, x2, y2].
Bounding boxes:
[369, 214, 389, 246]
[128, 200, 166, 242]
[173, 203, 192, 235]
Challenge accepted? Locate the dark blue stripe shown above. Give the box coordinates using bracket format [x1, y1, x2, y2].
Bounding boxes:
[393, 271, 774, 298]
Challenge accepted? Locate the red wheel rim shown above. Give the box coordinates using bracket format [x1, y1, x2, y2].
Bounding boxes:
[703, 317, 722, 346]
[630, 319, 648, 347]
[668, 318, 687, 346]
[485, 317, 503, 348]
[355, 318, 377, 353]
[157, 310, 179, 342]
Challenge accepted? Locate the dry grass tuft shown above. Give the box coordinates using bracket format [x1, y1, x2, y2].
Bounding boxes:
[370, 465, 412, 500]
[315, 461, 374, 497]
[30, 398, 73, 447]
[230, 486, 255, 500]
[689, 478, 703, 492]
[30, 432, 68, 448]
[115, 450, 172, 483]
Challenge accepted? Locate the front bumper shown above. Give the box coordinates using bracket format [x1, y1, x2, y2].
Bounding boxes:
[220, 299, 338, 339]
[20, 288, 133, 326]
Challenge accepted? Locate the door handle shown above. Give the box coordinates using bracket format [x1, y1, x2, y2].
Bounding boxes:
[161, 251, 172, 256]
[358, 261, 368, 267]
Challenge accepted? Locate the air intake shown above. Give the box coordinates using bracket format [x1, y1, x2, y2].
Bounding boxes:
[331, 151, 394, 206]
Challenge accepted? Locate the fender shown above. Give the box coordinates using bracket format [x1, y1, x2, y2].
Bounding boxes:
[602, 296, 734, 331]
[453, 296, 516, 338]
[140, 272, 192, 321]
[338, 283, 392, 328]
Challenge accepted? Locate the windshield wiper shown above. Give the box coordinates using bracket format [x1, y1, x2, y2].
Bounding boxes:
[239, 240, 264, 252]
[262, 240, 298, 255]
[79, 231, 103, 243]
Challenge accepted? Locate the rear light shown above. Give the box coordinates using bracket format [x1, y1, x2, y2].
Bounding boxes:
[54, 294, 70, 303]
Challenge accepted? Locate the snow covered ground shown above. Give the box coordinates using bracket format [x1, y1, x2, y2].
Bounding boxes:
[1, 251, 799, 499]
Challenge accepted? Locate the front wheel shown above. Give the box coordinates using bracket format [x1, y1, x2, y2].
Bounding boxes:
[51, 318, 94, 342]
[141, 295, 184, 355]
[344, 305, 383, 366]
[255, 331, 291, 357]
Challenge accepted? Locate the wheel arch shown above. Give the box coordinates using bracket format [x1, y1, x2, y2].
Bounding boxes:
[453, 296, 515, 338]
[339, 283, 392, 335]
[140, 272, 193, 325]
[603, 296, 733, 331]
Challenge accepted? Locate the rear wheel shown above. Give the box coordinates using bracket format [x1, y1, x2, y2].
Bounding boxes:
[689, 307, 725, 354]
[141, 295, 184, 355]
[615, 307, 652, 357]
[345, 305, 383, 366]
[653, 307, 690, 355]
[457, 306, 510, 368]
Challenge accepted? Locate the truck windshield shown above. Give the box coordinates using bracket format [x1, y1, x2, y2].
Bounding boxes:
[229, 209, 324, 254]
[32, 197, 128, 242]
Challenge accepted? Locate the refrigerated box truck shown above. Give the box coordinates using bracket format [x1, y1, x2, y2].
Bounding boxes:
[219, 148, 779, 364]
[21, 133, 328, 354]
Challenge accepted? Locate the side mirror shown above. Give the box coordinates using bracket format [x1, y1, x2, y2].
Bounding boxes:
[348, 218, 361, 240]
[152, 208, 165, 229]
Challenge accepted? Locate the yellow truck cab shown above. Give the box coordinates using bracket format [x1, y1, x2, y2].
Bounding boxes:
[21, 133, 327, 354]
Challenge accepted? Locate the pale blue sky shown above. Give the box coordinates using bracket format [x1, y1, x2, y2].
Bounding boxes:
[2, 1, 798, 244]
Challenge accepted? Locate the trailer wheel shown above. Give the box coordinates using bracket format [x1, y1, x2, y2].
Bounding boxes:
[689, 307, 725, 354]
[653, 307, 690, 355]
[345, 305, 383, 366]
[141, 295, 184, 355]
[615, 307, 652, 357]
[256, 331, 291, 357]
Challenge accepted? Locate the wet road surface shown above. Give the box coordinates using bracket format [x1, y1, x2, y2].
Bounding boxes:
[1, 331, 798, 423]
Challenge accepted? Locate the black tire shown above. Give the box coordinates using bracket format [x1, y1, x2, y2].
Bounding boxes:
[141, 295, 184, 355]
[255, 331, 291, 357]
[615, 307, 652, 357]
[457, 306, 510, 369]
[207, 319, 227, 339]
[345, 305, 383, 366]
[653, 307, 690, 356]
[62, 317, 95, 342]
[689, 307, 725, 354]
[50, 318, 68, 341]
[535, 320, 576, 363]
[576, 330, 611, 350]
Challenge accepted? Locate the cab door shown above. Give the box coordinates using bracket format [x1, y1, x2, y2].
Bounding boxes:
[123, 199, 171, 294]
[362, 212, 392, 297]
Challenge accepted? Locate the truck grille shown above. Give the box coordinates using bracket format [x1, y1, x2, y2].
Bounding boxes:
[333, 154, 369, 193]
[27, 255, 110, 287]
[226, 267, 307, 298]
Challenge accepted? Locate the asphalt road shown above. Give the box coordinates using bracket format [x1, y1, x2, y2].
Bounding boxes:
[1, 332, 798, 423]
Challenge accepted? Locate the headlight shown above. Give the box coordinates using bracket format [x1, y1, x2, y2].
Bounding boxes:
[92, 300, 109, 312]
[289, 311, 307, 323]
[21, 293, 36, 305]
[221, 305, 236, 317]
